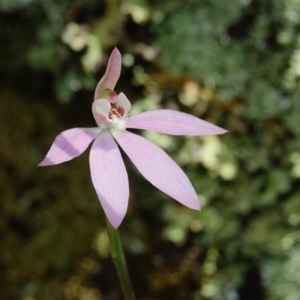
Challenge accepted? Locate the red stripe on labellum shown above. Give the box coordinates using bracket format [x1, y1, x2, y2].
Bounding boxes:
[109, 104, 125, 119]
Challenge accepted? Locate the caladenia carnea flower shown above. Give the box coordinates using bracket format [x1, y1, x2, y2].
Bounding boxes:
[39, 47, 227, 228]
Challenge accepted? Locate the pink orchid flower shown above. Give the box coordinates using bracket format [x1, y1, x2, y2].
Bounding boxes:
[39, 47, 227, 228]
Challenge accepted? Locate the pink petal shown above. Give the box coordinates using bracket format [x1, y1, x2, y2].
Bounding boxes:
[38, 128, 99, 166]
[89, 131, 129, 228]
[94, 47, 122, 100]
[127, 109, 227, 136]
[113, 131, 200, 210]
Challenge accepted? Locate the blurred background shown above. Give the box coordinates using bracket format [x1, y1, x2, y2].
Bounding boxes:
[1, 0, 300, 299]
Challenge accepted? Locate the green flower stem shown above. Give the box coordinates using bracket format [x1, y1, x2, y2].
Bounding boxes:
[106, 219, 135, 300]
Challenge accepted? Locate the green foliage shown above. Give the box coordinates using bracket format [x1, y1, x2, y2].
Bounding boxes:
[1, 0, 300, 299]
[155, 0, 300, 134]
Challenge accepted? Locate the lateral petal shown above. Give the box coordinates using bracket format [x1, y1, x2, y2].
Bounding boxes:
[117, 92, 131, 116]
[113, 131, 200, 210]
[38, 128, 99, 166]
[127, 109, 227, 136]
[89, 131, 129, 228]
[92, 98, 111, 128]
[94, 47, 122, 100]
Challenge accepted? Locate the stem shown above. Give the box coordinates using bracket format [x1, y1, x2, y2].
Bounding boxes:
[106, 219, 135, 300]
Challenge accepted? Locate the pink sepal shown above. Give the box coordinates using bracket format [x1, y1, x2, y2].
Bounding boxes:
[89, 131, 129, 228]
[38, 128, 99, 166]
[94, 48, 122, 100]
[127, 109, 227, 136]
[113, 131, 200, 210]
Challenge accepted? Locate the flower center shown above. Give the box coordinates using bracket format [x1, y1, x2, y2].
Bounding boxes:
[109, 104, 125, 120]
